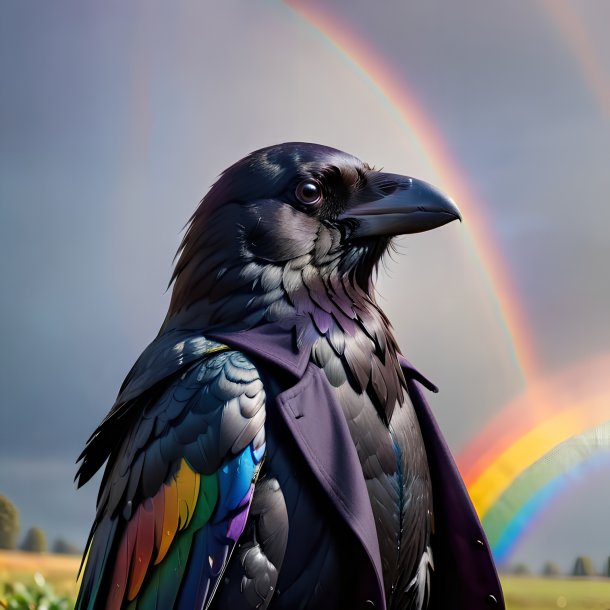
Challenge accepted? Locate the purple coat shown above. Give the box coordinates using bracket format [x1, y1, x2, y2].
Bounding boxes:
[210, 323, 505, 610]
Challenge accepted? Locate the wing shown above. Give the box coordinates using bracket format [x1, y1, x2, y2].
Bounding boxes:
[75, 348, 266, 610]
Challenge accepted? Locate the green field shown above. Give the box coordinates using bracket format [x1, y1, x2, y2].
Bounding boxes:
[1, 552, 609, 609]
[502, 575, 610, 610]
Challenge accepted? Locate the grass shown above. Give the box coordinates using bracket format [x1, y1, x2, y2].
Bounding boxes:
[501, 575, 610, 610]
[1, 551, 609, 609]
[0, 550, 81, 601]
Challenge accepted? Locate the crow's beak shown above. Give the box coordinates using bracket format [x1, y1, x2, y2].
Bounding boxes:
[341, 174, 461, 238]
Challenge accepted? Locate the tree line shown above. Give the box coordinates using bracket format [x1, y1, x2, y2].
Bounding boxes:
[0, 493, 82, 555]
[2, 492, 609, 574]
[505, 556, 610, 578]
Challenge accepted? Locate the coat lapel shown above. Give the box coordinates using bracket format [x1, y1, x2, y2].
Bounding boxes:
[274, 366, 386, 607]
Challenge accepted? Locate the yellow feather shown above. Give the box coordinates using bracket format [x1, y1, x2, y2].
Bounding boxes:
[155, 478, 179, 565]
[176, 459, 200, 529]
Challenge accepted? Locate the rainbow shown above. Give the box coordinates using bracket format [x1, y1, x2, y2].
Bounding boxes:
[541, 0, 610, 120]
[483, 423, 610, 562]
[458, 353, 610, 512]
[457, 352, 610, 563]
[283, 0, 538, 383]
[282, 0, 610, 564]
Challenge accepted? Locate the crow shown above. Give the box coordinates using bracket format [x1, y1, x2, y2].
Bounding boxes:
[75, 143, 504, 610]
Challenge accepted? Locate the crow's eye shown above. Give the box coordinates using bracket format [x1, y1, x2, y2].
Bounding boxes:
[295, 180, 322, 205]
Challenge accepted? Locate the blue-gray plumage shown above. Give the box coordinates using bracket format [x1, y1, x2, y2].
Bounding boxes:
[75, 143, 504, 610]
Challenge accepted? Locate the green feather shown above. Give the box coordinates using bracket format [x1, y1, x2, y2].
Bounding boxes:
[190, 473, 219, 528]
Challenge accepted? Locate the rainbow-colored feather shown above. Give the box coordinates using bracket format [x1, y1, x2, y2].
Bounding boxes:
[75, 343, 267, 610]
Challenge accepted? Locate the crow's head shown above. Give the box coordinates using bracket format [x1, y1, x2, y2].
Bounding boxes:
[165, 142, 460, 333]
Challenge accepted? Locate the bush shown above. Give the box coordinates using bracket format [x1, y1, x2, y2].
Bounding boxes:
[52, 538, 82, 555]
[542, 561, 562, 576]
[0, 495, 20, 550]
[20, 527, 47, 553]
[511, 562, 530, 575]
[0, 573, 73, 610]
[573, 555, 596, 576]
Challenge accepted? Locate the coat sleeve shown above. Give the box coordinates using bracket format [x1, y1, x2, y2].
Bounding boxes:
[401, 362, 506, 610]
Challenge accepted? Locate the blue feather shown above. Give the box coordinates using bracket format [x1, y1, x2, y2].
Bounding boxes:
[217, 443, 263, 511]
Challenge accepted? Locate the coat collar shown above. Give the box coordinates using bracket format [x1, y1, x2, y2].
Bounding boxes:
[210, 323, 439, 392]
[209, 323, 310, 378]
[115, 322, 435, 410]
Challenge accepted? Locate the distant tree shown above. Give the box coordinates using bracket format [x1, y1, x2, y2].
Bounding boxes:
[20, 526, 47, 553]
[511, 562, 530, 575]
[52, 537, 82, 555]
[0, 494, 20, 549]
[573, 555, 596, 577]
[607, 556, 610, 578]
[542, 561, 562, 577]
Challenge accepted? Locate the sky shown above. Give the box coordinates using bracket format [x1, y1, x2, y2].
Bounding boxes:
[1, 0, 609, 575]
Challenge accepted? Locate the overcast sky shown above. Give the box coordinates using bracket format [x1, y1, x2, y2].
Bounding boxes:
[1, 1, 609, 572]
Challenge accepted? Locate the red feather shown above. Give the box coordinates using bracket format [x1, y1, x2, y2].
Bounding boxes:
[127, 498, 155, 600]
[105, 514, 136, 610]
